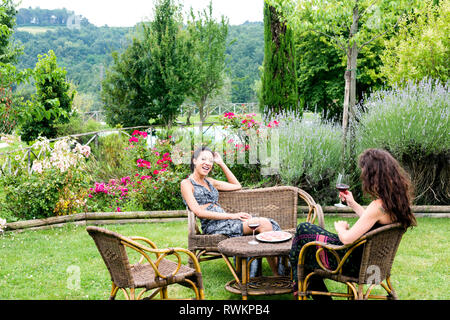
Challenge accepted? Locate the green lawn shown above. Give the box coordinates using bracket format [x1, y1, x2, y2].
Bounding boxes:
[0, 217, 448, 300]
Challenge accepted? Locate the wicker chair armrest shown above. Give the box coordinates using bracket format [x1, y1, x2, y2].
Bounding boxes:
[187, 208, 202, 236]
[298, 239, 367, 275]
[297, 189, 324, 228]
[129, 236, 161, 263]
[123, 238, 202, 278]
[129, 236, 158, 249]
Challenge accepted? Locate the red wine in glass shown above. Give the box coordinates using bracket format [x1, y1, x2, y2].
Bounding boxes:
[336, 183, 350, 192]
[248, 220, 260, 245]
[334, 174, 349, 207]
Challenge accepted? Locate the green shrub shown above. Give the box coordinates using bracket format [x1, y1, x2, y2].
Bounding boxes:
[270, 110, 343, 204]
[85, 130, 191, 212]
[355, 78, 449, 204]
[0, 137, 91, 219]
[85, 132, 135, 182]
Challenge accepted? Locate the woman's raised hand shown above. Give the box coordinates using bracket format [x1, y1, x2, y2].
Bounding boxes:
[213, 152, 224, 165]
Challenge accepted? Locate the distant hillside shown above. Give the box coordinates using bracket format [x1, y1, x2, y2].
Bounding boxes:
[14, 25, 132, 102]
[12, 9, 263, 109]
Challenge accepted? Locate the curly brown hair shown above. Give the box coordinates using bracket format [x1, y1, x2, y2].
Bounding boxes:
[358, 148, 417, 229]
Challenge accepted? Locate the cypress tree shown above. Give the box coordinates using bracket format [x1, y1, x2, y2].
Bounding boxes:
[260, 2, 299, 115]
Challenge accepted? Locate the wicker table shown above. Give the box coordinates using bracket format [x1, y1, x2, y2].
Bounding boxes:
[218, 235, 294, 300]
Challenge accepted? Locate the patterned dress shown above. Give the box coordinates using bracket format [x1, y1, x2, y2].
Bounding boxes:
[183, 177, 281, 237]
[289, 222, 367, 291]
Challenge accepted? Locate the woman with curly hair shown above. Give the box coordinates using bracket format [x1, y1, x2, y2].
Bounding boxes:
[289, 148, 417, 299]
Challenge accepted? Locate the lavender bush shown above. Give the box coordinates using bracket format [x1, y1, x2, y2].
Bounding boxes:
[355, 78, 449, 204]
[267, 110, 343, 204]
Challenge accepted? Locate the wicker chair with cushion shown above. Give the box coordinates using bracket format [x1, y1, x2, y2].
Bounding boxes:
[297, 223, 406, 300]
[86, 226, 205, 300]
[188, 186, 324, 265]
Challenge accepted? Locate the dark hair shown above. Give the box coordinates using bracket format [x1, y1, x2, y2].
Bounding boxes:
[190, 146, 213, 173]
[358, 148, 416, 229]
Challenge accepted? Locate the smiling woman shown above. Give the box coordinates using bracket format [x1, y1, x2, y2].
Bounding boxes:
[180, 146, 282, 275]
[180, 146, 281, 239]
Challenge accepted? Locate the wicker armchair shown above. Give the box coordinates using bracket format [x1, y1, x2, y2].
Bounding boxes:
[86, 226, 205, 300]
[188, 186, 324, 265]
[297, 223, 406, 300]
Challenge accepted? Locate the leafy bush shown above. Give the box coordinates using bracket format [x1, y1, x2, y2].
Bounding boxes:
[355, 78, 449, 204]
[85, 132, 135, 182]
[20, 50, 75, 142]
[1, 137, 91, 219]
[381, 0, 449, 85]
[216, 112, 277, 186]
[269, 110, 343, 204]
[86, 130, 190, 212]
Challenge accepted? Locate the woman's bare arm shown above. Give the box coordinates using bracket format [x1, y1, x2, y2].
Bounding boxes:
[334, 201, 383, 244]
[339, 190, 365, 217]
[210, 152, 241, 191]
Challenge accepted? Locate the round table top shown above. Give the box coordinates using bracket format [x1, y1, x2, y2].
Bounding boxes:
[218, 235, 293, 257]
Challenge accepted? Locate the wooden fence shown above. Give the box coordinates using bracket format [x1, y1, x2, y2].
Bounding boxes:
[80, 103, 259, 123]
[3, 205, 449, 233]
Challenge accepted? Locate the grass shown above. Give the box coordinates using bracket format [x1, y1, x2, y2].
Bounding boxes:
[0, 217, 448, 300]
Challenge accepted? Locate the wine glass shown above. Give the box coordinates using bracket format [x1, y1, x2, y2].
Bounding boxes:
[334, 173, 350, 208]
[247, 215, 260, 245]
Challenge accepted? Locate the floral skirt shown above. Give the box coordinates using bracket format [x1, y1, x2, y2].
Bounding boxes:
[201, 204, 281, 238]
[289, 222, 363, 290]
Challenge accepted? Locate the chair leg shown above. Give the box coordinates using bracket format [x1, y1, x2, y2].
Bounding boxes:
[129, 288, 135, 300]
[383, 277, 399, 300]
[109, 283, 119, 300]
[160, 286, 168, 299]
[346, 282, 357, 300]
[357, 284, 364, 300]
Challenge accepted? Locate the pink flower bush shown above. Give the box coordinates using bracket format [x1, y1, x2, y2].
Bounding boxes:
[267, 120, 279, 128]
[223, 112, 236, 119]
[86, 129, 182, 212]
[219, 112, 282, 162]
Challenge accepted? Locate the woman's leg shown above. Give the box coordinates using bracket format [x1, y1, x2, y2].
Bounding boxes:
[289, 222, 341, 299]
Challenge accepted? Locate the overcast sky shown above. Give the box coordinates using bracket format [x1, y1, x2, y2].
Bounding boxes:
[17, 0, 264, 26]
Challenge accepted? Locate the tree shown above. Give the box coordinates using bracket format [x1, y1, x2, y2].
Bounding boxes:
[1, 0, 24, 134]
[260, 1, 299, 115]
[295, 30, 345, 120]
[0, 0, 21, 64]
[144, 0, 195, 128]
[187, 1, 229, 132]
[381, 0, 449, 85]
[267, 0, 426, 153]
[102, 0, 194, 128]
[226, 22, 264, 103]
[102, 36, 156, 127]
[20, 50, 75, 142]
